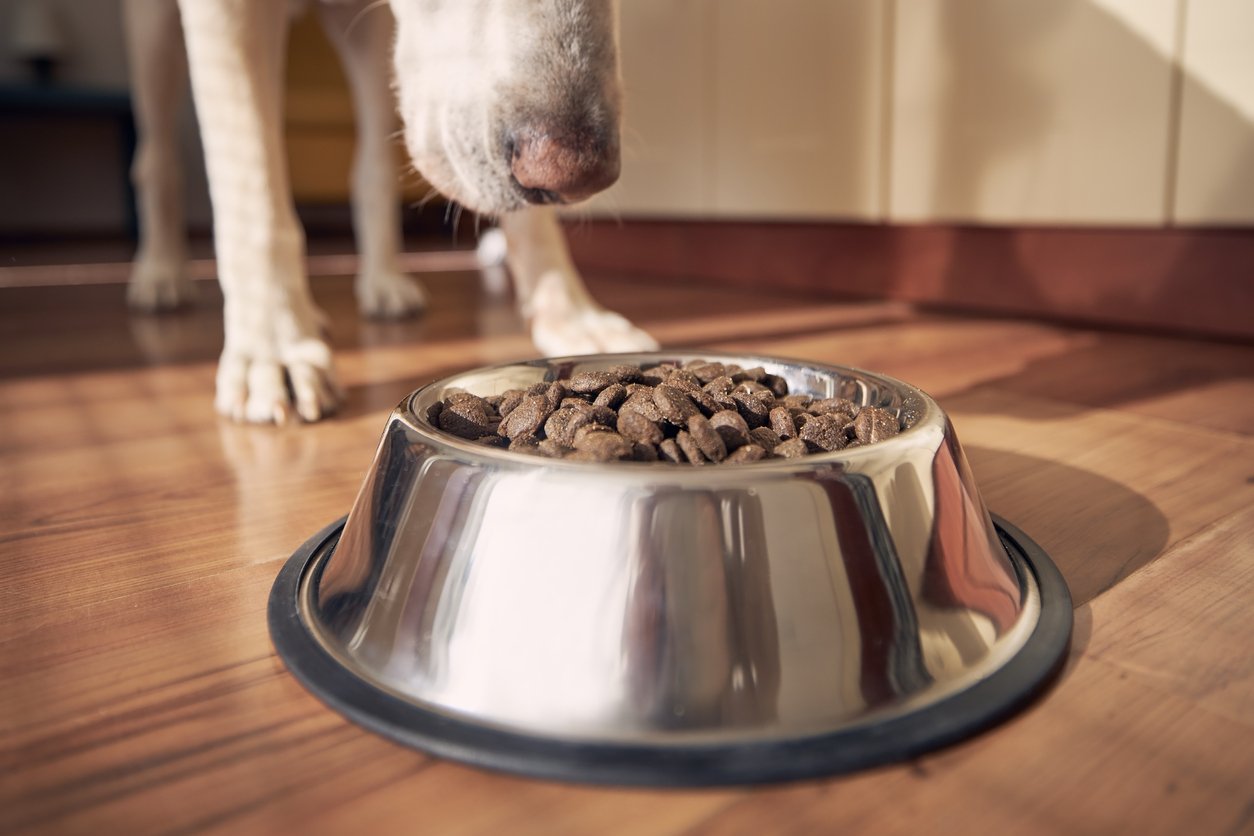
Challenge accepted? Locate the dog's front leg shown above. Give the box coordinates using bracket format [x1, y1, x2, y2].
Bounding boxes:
[316, 1, 426, 319]
[500, 207, 659, 355]
[178, 0, 339, 423]
[123, 0, 195, 311]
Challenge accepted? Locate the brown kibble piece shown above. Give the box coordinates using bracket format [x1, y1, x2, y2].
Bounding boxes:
[620, 390, 664, 422]
[497, 394, 553, 439]
[425, 401, 444, 426]
[726, 443, 767, 463]
[594, 383, 628, 409]
[664, 368, 703, 390]
[733, 366, 767, 383]
[544, 406, 593, 446]
[438, 392, 498, 439]
[587, 405, 619, 427]
[688, 362, 726, 383]
[497, 389, 526, 418]
[763, 374, 789, 398]
[703, 376, 736, 397]
[536, 438, 572, 458]
[809, 397, 858, 421]
[769, 406, 797, 440]
[799, 413, 849, 452]
[749, 426, 781, 454]
[632, 441, 659, 462]
[853, 407, 899, 444]
[653, 384, 700, 425]
[669, 377, 722, 416]
[687, 414, 728, 462]
[637, 370, 665, 387]
[773, 438, 809, 458]
[734, 380, 773, 399]
[617, 409, 664, 446]
[701, 378, 738, 412]
[709, 409, 751, 449]
[526, 381, 568, 409]
[605, 364, 642, 384]
[676, 430, 707, 465]
[559, 398, 616, 427]
[573, 430, 634, 461]
[568, 370, 617, 394]
[573, 423, 609, 444]
[507, 435, 538, 452]
[732, 391, 771, 428]
[658, 438, 685, 463]
[780, 394, 813, 410]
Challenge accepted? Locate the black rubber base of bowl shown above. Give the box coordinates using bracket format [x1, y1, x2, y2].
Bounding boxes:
[268, 515, 1072, 787]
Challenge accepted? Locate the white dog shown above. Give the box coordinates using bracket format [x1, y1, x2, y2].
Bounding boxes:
[123, 0, 656, 424]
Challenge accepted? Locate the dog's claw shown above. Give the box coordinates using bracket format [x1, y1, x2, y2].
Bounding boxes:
[215, 337, 341, 425]
[288, 362, 335, 423]
[357, 271, 427, 319]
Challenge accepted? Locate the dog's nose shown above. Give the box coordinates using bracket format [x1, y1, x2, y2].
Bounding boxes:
[508, 127, 620, 205]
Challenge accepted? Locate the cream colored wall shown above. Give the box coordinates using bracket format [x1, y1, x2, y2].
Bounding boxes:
[591, 0, 1254, 227]
[1174, 0, 1254, 224]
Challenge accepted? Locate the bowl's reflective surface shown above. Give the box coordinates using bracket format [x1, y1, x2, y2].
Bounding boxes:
[306, 353, 1036, 744]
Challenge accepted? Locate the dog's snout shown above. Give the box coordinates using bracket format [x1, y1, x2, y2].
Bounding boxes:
[508, 126, 620, 205]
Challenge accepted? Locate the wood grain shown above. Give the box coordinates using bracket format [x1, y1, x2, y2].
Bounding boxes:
[1, 265, 1251, 835]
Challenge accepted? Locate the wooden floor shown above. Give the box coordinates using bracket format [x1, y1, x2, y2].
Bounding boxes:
[2, 263, 1251, 835]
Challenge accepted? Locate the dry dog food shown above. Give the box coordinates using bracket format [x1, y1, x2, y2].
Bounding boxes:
[427, 360, 901, 464]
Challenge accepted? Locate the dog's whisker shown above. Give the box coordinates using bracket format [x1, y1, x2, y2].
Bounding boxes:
[451, 203, 466, 239]
[414, 186, 444, 210]
[344, 0, 390, 37]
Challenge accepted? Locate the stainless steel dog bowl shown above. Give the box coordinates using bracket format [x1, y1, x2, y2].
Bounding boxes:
[269, 352, 1071, 785]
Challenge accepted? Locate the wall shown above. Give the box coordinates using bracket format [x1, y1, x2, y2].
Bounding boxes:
[0, 0, 213, 236]
[3, 0, 1250, 235]
[589, 0, 1254, 226]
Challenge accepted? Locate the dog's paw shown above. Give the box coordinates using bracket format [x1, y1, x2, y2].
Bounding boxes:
[476, 228, 508, 268]
[532, 308, 659, 356]
[525, 269, 659, 356]
[127, 261, 197, 311]
[215, 337, 342, 425]
[476, 229, 511, 297]
[356, 270, 427, 319]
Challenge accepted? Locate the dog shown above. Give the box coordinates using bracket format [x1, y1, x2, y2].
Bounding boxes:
[123, 0, 656, 424]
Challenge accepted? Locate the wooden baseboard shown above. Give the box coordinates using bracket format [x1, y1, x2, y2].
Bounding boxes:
[563, 220, 1254, 340]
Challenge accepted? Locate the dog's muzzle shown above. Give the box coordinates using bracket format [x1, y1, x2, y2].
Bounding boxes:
[507, 125, 621, 206]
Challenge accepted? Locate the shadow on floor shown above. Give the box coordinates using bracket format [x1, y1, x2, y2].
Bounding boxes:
[965, 446, 1169, 607]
